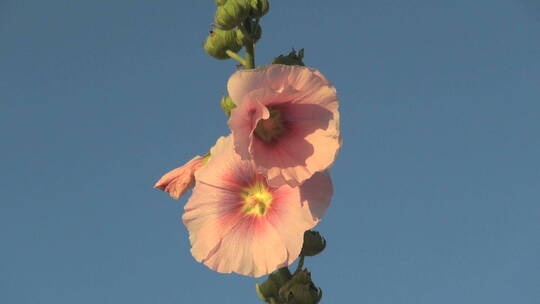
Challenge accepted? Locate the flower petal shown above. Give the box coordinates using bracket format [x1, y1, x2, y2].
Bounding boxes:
[227, 65, 340, 187]
[154, 156, 204, 199]
[182, 135, 332, 277]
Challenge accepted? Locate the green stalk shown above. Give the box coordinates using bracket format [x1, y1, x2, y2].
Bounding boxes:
[294, 255, 305, 275]
[240, 18, 257, 69]
[244, 42, 255, 69]
[226, 50, 247, 66]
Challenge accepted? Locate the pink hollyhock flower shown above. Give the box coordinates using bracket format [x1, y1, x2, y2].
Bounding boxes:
[154, 155, 208, 199]
[228, 64, 341, 187]
[182, 136, 332, 277]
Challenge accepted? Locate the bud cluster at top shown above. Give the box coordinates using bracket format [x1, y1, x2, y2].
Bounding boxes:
[204, 0, 269, 60]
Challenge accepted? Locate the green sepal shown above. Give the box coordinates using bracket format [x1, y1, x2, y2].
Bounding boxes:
[256, 267, 293, 303]
[278, 269, 323, 304]
[271, 48, 305, 66]
[220, 95, 236, 116]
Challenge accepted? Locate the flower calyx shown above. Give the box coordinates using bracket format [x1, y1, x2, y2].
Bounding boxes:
[256, 267, 293, 303]
[271, 49, 305, 66]
[220, 95, 237, 116]
[279, 269, 323, 304]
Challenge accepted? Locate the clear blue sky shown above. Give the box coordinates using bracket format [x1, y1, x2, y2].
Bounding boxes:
[1, 1, 539, 303]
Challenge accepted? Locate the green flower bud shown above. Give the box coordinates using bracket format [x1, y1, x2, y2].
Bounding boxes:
[279, 270, 323, 304]
[300, 230, 326, 257]
[214, 0, 250, 30]
[203, 29, 241, 60]
[249, 0, 269, 18]
[271, 48, 305, 66]
[220, 95, 236, 116]
[215, 0, 227, 6]
[235, 24, 262, 45]
[256, 280, 278, 302]
[256, 268, 292, 303]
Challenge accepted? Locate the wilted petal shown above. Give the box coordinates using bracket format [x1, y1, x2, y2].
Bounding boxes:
[154, 155, 205, 199]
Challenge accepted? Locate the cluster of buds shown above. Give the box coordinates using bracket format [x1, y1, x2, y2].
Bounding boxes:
[256, 231, 326, 304]
[214, 0, 268, 29]
[256, 269, 323, 304]
[204, 0, 269, 60]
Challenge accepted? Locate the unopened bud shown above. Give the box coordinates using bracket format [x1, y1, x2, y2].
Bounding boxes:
[235, 24, 262, 45]
[271, 48, 305, 66]
[255, 268, 292, 303]
[279, 270, 323, 304]
[249, 0, 269, 18]
[300, 230, 326, 257]
[203, 29, 241, 60]
[214, 0, 250, 30]
[220, 95, 236, 116]
[255, 280, 278, 302]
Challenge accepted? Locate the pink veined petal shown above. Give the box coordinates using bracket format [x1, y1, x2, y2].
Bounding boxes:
[228, 93, 270, 160]
[227, 65, 333, 106]
[201, 216, 289, 277]
[154, 155, 204, 199]
[227, 65, 341, 187]
[182, 135, 333, 277]
[264, 185, 317, 265]
[299, 171, 333, 221]
[249, 103, 339, 187]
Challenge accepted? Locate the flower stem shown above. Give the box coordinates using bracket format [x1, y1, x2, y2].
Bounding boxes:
[226, 50, 247, 66]
[294, 255, 305, 275]
[244, 43, 255, 69]
[240, 18, 257, 69]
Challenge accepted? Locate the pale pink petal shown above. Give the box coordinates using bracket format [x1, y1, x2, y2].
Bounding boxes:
[228, 91, 270, 160]
[264, 185, 318, 265]
[182, 135, 332, 277]
[227, 65, 340, 187]
[299, 171, 333, 221]
[227, 65, 333, 106]
[201, 216, 288, 277]
[154, 156, 205, 199]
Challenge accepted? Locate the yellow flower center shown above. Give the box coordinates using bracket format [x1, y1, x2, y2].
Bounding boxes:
[254, 107, 286, 143]
[241, 181, 273, 216]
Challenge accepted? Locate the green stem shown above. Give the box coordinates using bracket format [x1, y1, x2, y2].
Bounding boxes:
[294, 255, 305, 275]
[245, 42, 255, 69]
[240, 18, 256, 69]
[226, 50, 247, 66]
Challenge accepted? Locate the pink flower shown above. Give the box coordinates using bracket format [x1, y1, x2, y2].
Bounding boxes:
[182, 136, 332, 277]
[154, 155, 207, 199]
[228, 64, 341, 187]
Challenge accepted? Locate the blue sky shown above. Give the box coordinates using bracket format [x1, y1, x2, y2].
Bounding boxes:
[1, 1, 539, 303]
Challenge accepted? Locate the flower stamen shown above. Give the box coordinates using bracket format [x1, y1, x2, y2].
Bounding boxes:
[241, 181, 273, 216]
[254, 107, 286, 143]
